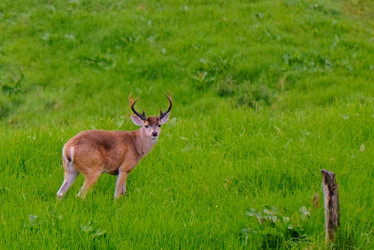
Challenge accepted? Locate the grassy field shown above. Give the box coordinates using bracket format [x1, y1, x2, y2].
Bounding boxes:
[1, 0, 373, 248]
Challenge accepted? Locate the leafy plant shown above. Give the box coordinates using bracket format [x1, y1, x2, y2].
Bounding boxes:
[80, 221, 107, 239]
[242, 205, 311, 247]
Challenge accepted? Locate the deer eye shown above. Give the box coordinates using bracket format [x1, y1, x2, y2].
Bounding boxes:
[158, 124, 161, 128]
[145, 125, 149, 128]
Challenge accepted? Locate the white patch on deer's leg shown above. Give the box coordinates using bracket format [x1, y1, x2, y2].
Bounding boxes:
[115, 174, 119, 194]
[114, 173, 122, 198]
[114, 171, 128, 199]
[57, 163, 79, 199]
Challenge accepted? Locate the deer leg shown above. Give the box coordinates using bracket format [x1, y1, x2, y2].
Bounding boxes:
[57, 163, 79, 199]
[114, 171, 128, 200]
[77, 171, 101, 199]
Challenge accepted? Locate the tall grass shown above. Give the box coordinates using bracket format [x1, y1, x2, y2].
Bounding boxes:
[0, 0, 373, 248]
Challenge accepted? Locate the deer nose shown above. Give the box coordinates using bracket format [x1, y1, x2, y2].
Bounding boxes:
[152, 131, 158, 137]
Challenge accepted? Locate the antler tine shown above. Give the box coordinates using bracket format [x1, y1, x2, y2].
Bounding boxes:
[159, 92, 173, 119]
[129, 94, 146, 120]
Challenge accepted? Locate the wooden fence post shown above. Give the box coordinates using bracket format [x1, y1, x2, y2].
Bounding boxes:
[321, 169, 340, 243]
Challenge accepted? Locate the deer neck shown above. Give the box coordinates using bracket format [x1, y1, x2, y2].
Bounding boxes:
[135, 129, 157, 157]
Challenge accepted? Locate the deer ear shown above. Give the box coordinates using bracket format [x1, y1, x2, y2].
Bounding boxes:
[159, 112, 170, 125]
[131, 115, 144, 126]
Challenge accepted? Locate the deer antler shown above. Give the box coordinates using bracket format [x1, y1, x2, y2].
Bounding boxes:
[129, 94, 146, 120]
[160, 93, 172, 119]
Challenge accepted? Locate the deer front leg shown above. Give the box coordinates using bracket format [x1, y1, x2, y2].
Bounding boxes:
[115, 171, 128, 200]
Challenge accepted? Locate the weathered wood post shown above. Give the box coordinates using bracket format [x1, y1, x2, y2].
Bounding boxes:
[321, 169, 340, 243]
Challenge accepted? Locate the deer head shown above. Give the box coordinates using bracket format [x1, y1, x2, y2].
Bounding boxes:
[129, 94, 172, 142]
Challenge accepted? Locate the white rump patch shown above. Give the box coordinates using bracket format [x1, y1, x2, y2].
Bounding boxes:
[62, 145, 68, 164]
[69, 147, 75, 162]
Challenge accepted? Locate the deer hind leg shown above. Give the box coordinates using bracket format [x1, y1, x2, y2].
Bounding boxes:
[77, 170, 101, 199]
[57, 161, 79, 199]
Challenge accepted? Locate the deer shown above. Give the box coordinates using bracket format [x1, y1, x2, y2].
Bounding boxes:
[56, 94, 172, 200]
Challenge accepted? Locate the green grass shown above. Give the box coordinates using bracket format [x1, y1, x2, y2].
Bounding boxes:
[1, 0, 374, 248]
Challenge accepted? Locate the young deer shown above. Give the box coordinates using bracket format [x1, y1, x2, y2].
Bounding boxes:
[56, 94, 172, 200]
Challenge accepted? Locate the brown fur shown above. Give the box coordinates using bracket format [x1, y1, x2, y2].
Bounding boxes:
[57, 94, 172, 200]
[58, 118, 161, 199]
[144, 116, 160, 125]
[64, 130, 142, 174]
